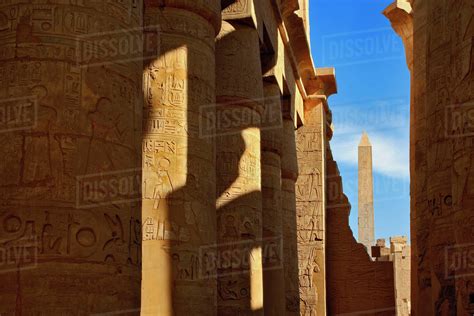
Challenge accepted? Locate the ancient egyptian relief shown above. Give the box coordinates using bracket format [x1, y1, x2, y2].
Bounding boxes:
[141, 6, 217, 315]
[0, 0, 143, 313]
[295, 104, 325, 316]
[215, 21, 264, 314]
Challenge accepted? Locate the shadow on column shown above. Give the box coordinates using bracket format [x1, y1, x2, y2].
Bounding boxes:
[141, 3, 220, 315]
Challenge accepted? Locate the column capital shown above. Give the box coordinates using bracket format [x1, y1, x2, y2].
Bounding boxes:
[145, 0, 221, 34]
[383, 1, 413, 71]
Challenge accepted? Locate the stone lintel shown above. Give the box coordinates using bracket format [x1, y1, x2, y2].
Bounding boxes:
[225, 0, 336, 154]
[222, 0, 254, 20]
[315, 67, 337, 97]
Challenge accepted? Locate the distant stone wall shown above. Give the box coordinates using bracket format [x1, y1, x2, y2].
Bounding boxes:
[326, 150, 396, 315]
[392, 240, 411, 316]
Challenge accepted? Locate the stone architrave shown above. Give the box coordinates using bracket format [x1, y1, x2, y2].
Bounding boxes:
[215, 21, 264, 315]
[261, 82, 285, 315]
[141, 2, 221, 315]
[358, 132, 375, 254]
[0, 1, 143, 314]
[295, 103, 326, 316]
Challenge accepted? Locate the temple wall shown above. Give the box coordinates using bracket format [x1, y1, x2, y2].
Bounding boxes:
[326, 149, 396, 315]
[295, 104, 326, 315]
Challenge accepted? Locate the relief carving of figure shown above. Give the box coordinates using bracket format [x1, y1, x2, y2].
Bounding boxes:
[22, 85, 58, 186]
[152, 157, 173, 210]
[296, 168, 322, 202]
[299, 248, 320, 289]
[143, 155, 174, 214]
[85, 97, 123, 173]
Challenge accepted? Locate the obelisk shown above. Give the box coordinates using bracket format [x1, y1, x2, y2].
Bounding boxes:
[358, 132, 375, 255]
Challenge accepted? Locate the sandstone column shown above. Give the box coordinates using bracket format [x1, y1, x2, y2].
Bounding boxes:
[141, 1, 221, 315]
[385, 0, 474, 314]
[295, 104, 326, 315]
[0, 1, 143, 314]
[215, 21, 264, 315]
[281, 104, 300, 315]
[261, 82, 285, 315]
[358, 132, 375, 254]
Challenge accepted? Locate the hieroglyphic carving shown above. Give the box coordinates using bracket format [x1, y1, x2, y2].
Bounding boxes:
[295, 104, 326, 315]
[0, 1, 142, 313]
[0, 209, 141, 265]
[216, 21, 263, 315]
[281, 117, 300, 315]
[384, 0, 474, 314]
[261, 83, 285, 315]
[222, 0, 251, 20]
[141, 5, 218, 315]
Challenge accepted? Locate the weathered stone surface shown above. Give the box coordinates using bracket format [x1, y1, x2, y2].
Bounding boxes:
[281, 113, 300, 315]
[326, 149, 396, 315]
[215, 20, 264, 315]
[261, 83, 286, 316]
[0, 0, 416, 314]
[141, 3, 220, 315]
[358, 132, 375, 254]
[0, 1, 144, 314]
[295, 103, 326, 316]
[391, 237, 411, 316]
[385, 0, 474, 314]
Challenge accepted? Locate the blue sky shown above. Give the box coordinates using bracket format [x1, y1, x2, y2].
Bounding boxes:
[310, 0, 411, 242]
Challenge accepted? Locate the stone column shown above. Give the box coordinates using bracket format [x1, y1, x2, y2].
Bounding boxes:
[421, 1, 473, 314]
[215, 21, 264, 315]
[295, 104, 326, 315]
[281, 106, 300, 315]
[383, 2, 422, 313]
[0, 1, 143, 314]
[261, 83, 285, 315]
[141, 1, 221, 315]
[358, 132, 375, 254]
[405, 2, 432, 314]
[385, 0, 474, 314]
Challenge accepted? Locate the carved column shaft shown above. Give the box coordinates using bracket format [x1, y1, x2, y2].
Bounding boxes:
[417, 0, 473, 314]
[281, 111, 300, 315]
[215, 21, 264, 315]
[0, 1, 143, 314]
[261, 83, 285, 315]
[141, 2, 220, 315]
[386, 0, 474, 314]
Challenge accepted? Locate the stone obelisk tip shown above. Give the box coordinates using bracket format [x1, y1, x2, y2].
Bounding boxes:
[359, 131, 372, 147]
